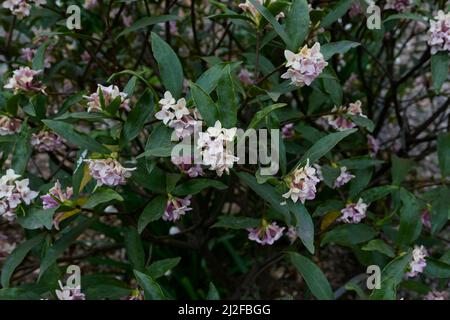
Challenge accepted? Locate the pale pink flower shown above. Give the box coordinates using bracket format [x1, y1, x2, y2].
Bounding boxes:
[239, 0, 262, 19]
[55, 281, 85, 300]
[84, 159, 136, 187]
[0, 116, 21, 136]
[423, 290, 448, 300]
[84, 84, 130, 113]
[171, 155, 204, 178]
[31, 131, 64, 152]
[334, 166, 355, 188]
[282, 159, 320, 204]
[385, 0, 413, 12]
[162, 196, 192, 222]
[4, 66, 43, 93]
[281, 123, 295, 139]
[406, 245, 428, 278]
[40, 180, 73, 210]
[338, 198, 367, 224]
[2, 0, 31, 19]
[281, 43, 328, 87]
[238, 69, 254, 85]
[247, 221, 285, 245]
[367, 134, 380, 156]
[325, 100, 366, 131]
[428, 11, 450, 55]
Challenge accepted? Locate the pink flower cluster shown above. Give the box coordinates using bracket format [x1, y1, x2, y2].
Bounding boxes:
[3, 66, 43, 94]
[0, 169, 39, 221]
[338, 198, 367, 224]
[162, 196, 192, 222]
[41, 180, 73, 210]
[428, 11, 450, 55]
[334, 166, 355, 188]
[155, 91, 203, 140]
[238, 69, 254, 85]
[247, 221, 285, 245]
[385, 0, 413, 12]
[84, 158, 136, 187]
[31, 131, 64, 152]
[0, 116, 21, 136]
[423, 290, 448, 300]
[2, 0, 46, 19]
[197, 121, 239, 177]
[406, 245, 428, 278]
[281, 123, 295, 139]
[325, 100, 366, 131]
[281, 43, 328, 87]
[171, 155, 204, 178]
[282, 160, 320, 204]
[84, 84, 130, 113]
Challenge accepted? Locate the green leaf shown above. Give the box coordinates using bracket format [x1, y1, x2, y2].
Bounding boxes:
[397, 189, 421, 245]
[370, 252, 412, 300]
[431, 51, 449, 93]
[212, 216, 259, 229]
[172, 179, 227, 196]
[360, 185, 397, 204]
[133, 270, 165, 300]
[32, 42, 48, 70]
[0, 288, 41, 300]
[42, 119, 110, 154]
[288, 202, 315, 254]
[248, 103, 286, 129]
[151, 32, 184, 98]
[17, 207, 55, 230]
[236, 171, 290, 223]
[424, 258, 450, 279]
[123, 76, 138, 97]
[285, 0, 309, 51]
[321, 224, 376, 247]
[217, 65, 238, 127]
[54, 91, 85, 117]
[143, 123, 174, 157]
[430, 187, 450, 234]
[1, 234, 45, 288]
[116, 15, 180, 39]
[321, 41, 360, 60]
[338, 157, 384, 170]
[361, 239, 395, 258]
[348, 115, 374, 132]
[12, 126, 32, 175]
[322, 67, 342, 105]
[437, 132, 450, 177]
[196, 62, 237, 94]
[124, 90, 154, 141]
[39, 218, 94, 278]
[391, 155, 412, 185]
[320, 0, 353, 28]
[137, 195, 167, 233]
[287, 252, 334, 300]
[190, 81, 220, 127]
[147, 257, 181, 279]
[207, 282, 220, 300]
[248, 0, 290, 45]
[124, 227, 146, 272]
[383, 13, 428, 24]
[82, 188, 123, 209]
[295, 129, 357, 168]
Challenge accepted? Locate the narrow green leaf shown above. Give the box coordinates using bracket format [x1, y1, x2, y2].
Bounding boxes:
[431, 52, 449, 92]
[133, 270, 165, 300]
[288, 202, 315, 254]
[285, 0, 310, 51]
[124, 228, 146, 272]
[172, 179, 227, 196]
[117, 15, 180, 39]
[212, 216, 259, 229]
[190, 81, 220, 127]
[320, 0, 353, 28]
[321, 41, 360, 60]
[82, 188, 123, 209]
[137, 195, 167, 233]
[437, 133, 450, 177]
[217, 65, 238, 127]
[147, 257, 181, 279]
[124, 90, 154, 141]
[207, 282, 220, 300]
[321, 224, 376, 246]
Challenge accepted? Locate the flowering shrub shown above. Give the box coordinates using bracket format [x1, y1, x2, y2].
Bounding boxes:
[0, 0, 449, 301]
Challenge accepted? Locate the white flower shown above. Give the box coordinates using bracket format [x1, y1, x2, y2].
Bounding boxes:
[282, 159, 320, 204]
[55, 281, 85, 300]
[159, 91, 176, 108]
[172, 98, 189, 119]
[155, 106, 175, 125]
[406, 245, 428, 278]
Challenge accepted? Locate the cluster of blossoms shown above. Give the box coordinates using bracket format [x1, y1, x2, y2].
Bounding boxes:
[0, 169, 39, 221]
[281, 43, 328, 87]
[197, 121, 239, 177]
[84, 84, 130, 113]
[247, 221, 285, 245]
[162, 195, 192, 222]
[55, 281, 85, 300]
[0, 234, 15, 260]
[324, 100, 366, 131]
[0, 116, 21, 136]
[423, 290, 449, 300]
[428, 10, 450, 55]
[84, 158, 136, 187]
[41, 180, 73, 210]
[3, 66, 43, 94]
[282, 160, 321, 204]
[385, 0, 413, 12]
[2, 0, 45, 19]
[171, 155, 203, 178]
[334, 166, 355, 188]
[406, 245, 428, 278]
[338, 198, 368, 224]
[237, 68, 254, 85]
[31, 131, 64, 152]
[155, 91, 202, 140]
